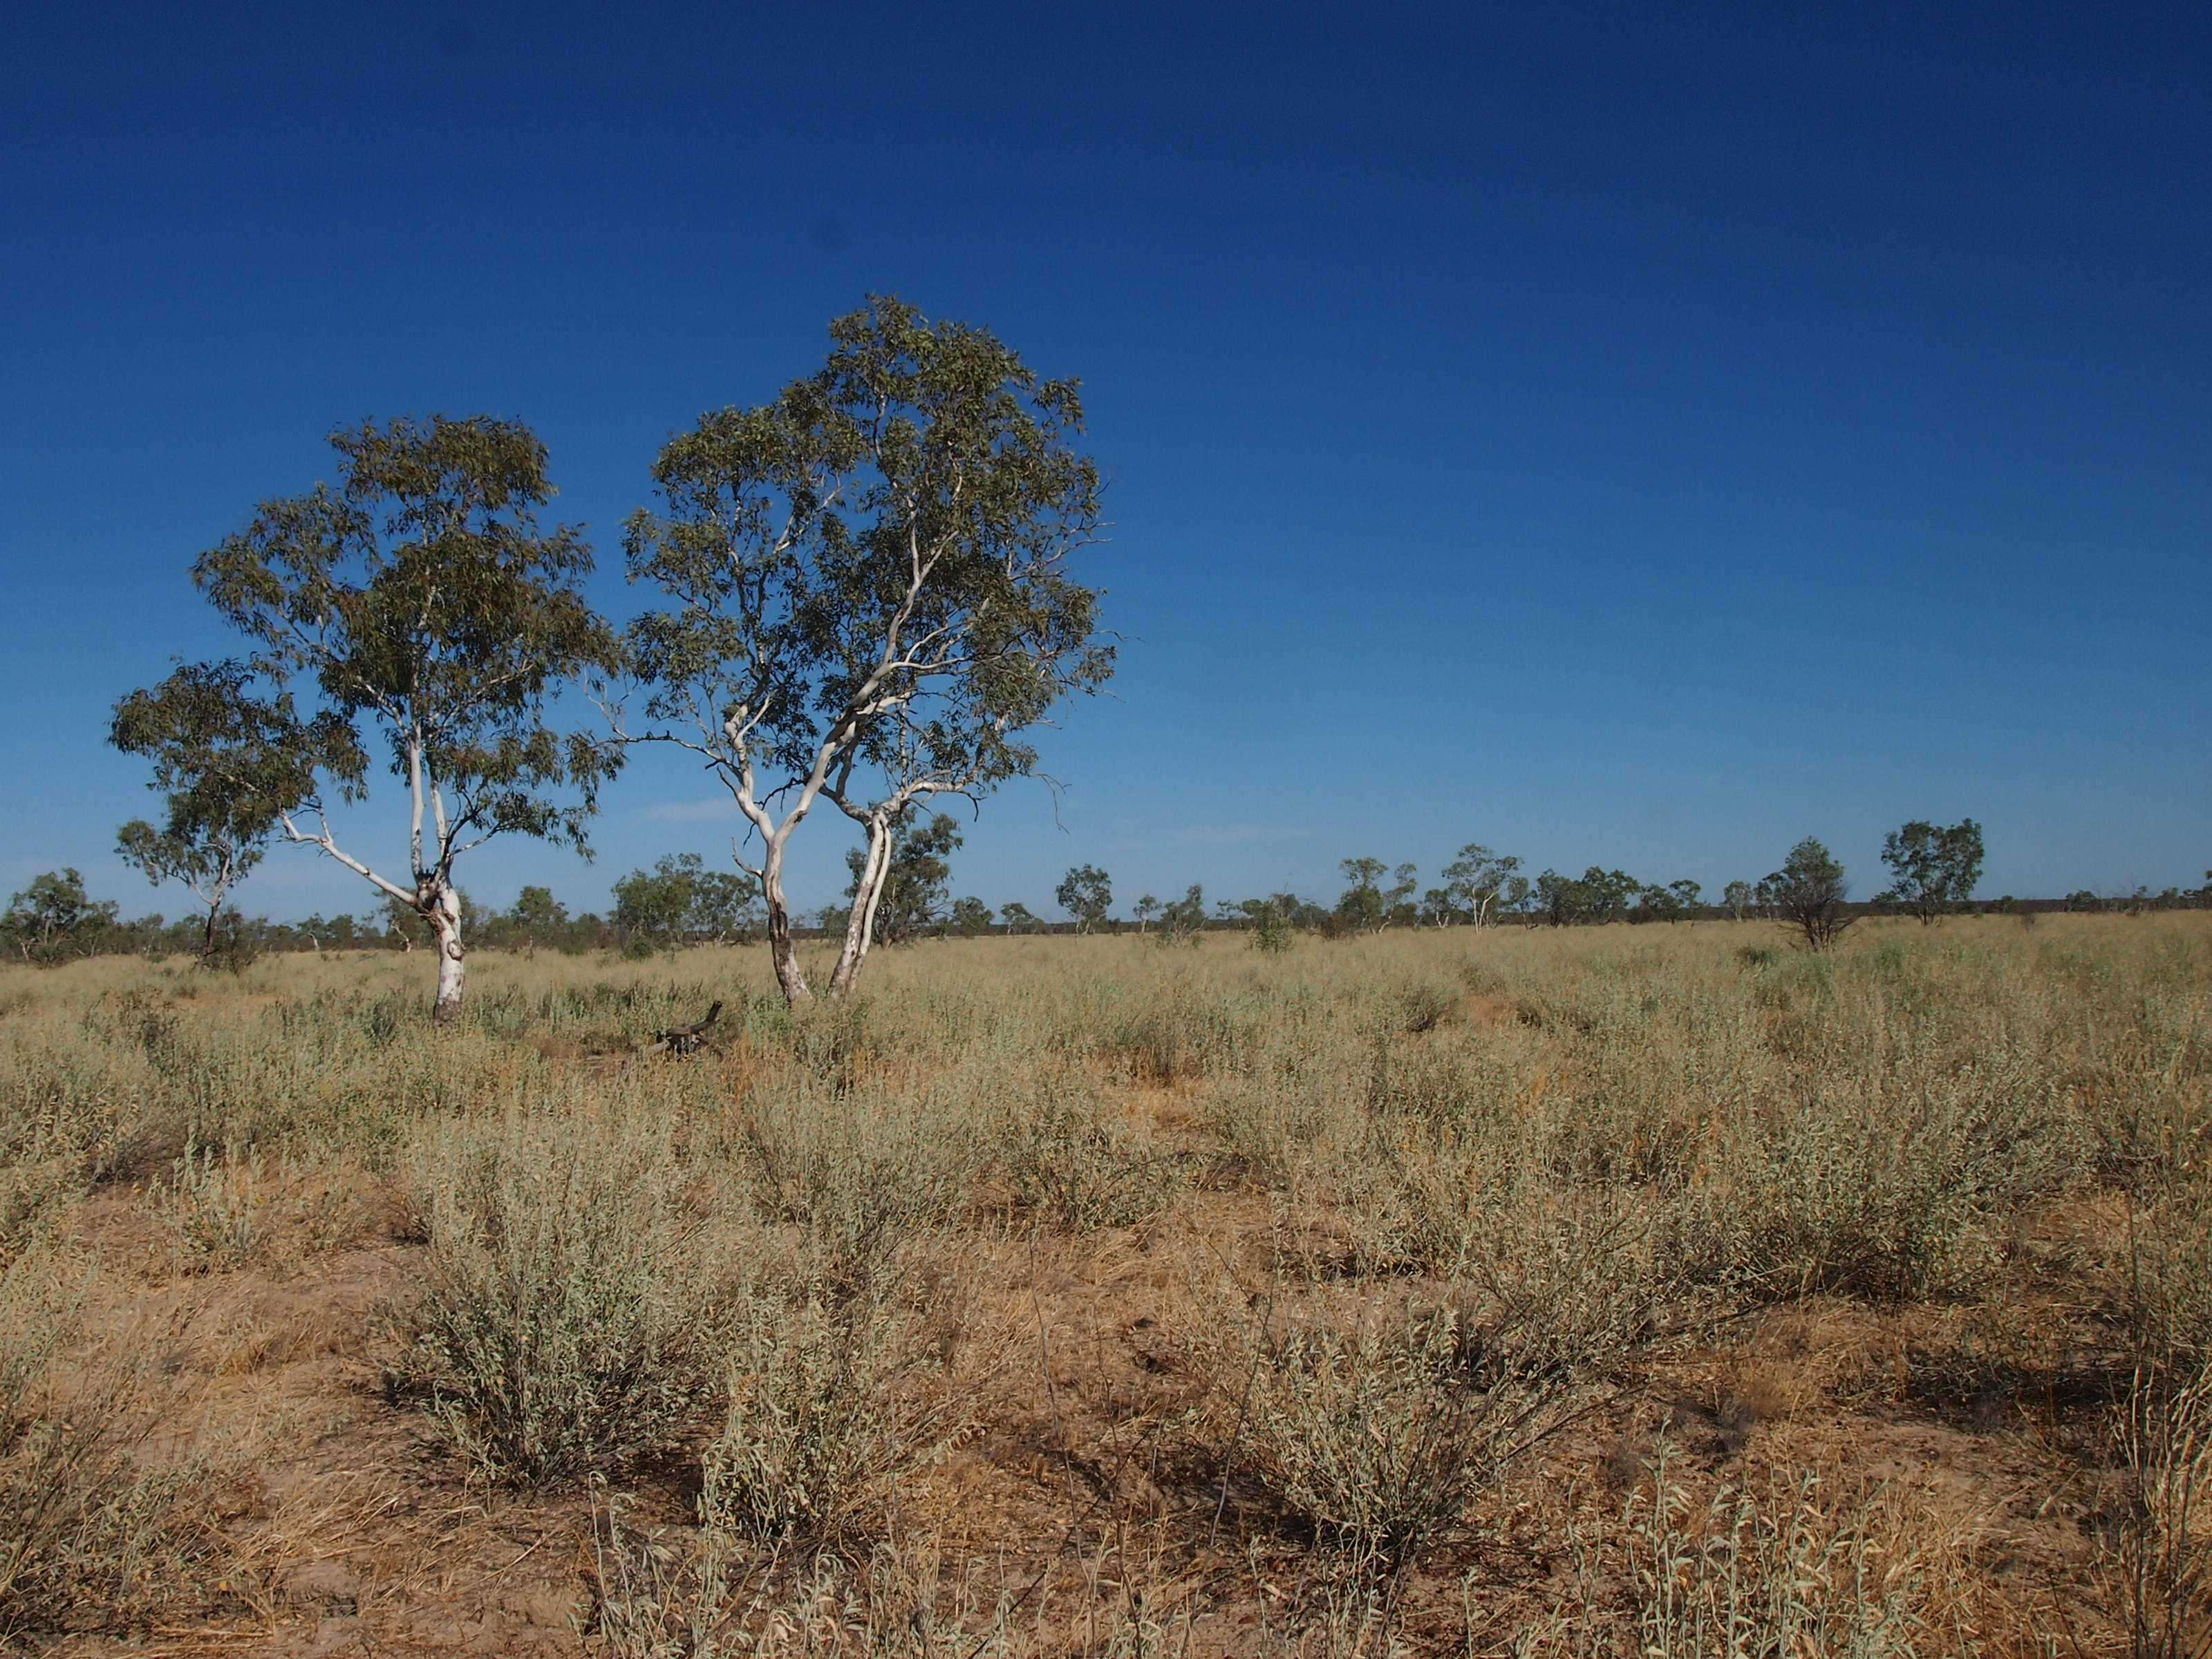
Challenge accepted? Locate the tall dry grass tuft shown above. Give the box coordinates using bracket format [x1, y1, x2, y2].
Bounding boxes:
[2105, 1360, 2212, 1659]
[0, 1246, 238, 1639]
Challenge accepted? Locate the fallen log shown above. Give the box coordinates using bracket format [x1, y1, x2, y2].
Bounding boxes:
[647, 1000, 724, 1058]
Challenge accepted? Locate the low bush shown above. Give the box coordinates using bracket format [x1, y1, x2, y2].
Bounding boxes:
[700, 1266, 968, 1541]
[151, 1136, 267, 1273]
[1221, 1300, 1560, 1571]
[1678, 1058, 2083, 1304]
[997, 1080, 1179, 1233]
[384, 1105, 739, 1486]
[734, 1079, 984, 1286]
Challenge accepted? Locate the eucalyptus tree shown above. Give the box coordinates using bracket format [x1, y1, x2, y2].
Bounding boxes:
[1335, 858, 1418, 933]
[168, 415, 623, 1020]
[1877, 818, 1985, 925]
[2, 870, 118, 964]
[507, 885, 569, 951]
[620, 297, 1112, 1004]
[109, 659, 301, 957]
[1159, 884, 1208, 946]
[1767, 837, 1855, 950]
[1055, 864, 1114, 932]
[1441, 844, 1523, 928]
[612, 854, 704, 953]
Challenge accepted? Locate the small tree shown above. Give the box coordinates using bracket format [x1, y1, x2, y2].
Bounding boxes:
[1335, 857, 1415, 934]
[1132, 894, 1160, 932]
[508, 885, 568, 952]
[619, 297, 1112, 1006]
[949, 896, 993, 936]
[1533, 870, 1584, 927]
[1, 870, 118, 964]
[612, 854, 703, 953]
[109, 659, 301, 959]
[1723, 879, 1754, 921]
[1580, 867, 1642, 925]
[688, 867, 762, 944]
[1877, 818, 1985, 925]
[175, 415, 622, 1020]
[1055, 864, 1113, 933]
[845, 812, 962, 946]
[1158, 883, 1207, 947]
[1243, 894, 1297, 953]
[380, 893, 426, 951]
[1441, 844, 1523, 928]
[1000, 900, 1040, 935]
[1766, 837, 1854, 950]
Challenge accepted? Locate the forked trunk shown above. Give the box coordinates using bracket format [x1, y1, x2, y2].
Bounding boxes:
[424, 877, 466, 1024]
[761, 841, 812, 1007]
[828, 817, 894, 997]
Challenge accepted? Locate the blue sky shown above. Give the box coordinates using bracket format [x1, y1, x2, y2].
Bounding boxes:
[5, 2, 2208, 923]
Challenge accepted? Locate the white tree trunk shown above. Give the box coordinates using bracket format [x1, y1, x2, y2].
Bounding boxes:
[760, 838, 812, 1006]
[424, 877, 465, 1024]
[830, 817, 894, 997]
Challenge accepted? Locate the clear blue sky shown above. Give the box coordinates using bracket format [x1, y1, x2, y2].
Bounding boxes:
[6, 2, 2208, 923]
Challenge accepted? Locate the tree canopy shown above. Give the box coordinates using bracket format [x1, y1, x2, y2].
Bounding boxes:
[621, 296, 1112, 1004]
[843, 812, 963, 946]
[1766, 837, 1853, 950]
[153, 415, 622, 1016]
[1878, 818, 1985, 924]
[109, 659, 305, 954]
[1055, 865, 1114, 932]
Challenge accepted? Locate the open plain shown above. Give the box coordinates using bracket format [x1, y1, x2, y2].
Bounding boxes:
[2, 914, 2208, 1655]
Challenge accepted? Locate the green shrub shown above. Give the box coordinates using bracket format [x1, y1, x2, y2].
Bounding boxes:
[384, 1105, 738, 1485]
[1225, 1300, 1557, 1571]
[700, 1269, 966, 1541]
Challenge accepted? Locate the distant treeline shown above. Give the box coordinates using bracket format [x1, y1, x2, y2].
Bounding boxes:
[6, 849, 2208, 969]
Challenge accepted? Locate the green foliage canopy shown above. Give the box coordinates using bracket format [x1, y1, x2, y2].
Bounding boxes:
[1878, 818, 1985, 924]
[1055, 865, 1114, 932]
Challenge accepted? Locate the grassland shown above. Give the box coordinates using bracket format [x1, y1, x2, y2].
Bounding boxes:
[1, 915, 2206, 1655]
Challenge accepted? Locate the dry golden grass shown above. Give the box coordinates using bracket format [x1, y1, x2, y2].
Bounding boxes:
[0, 913, 2206, 1653]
